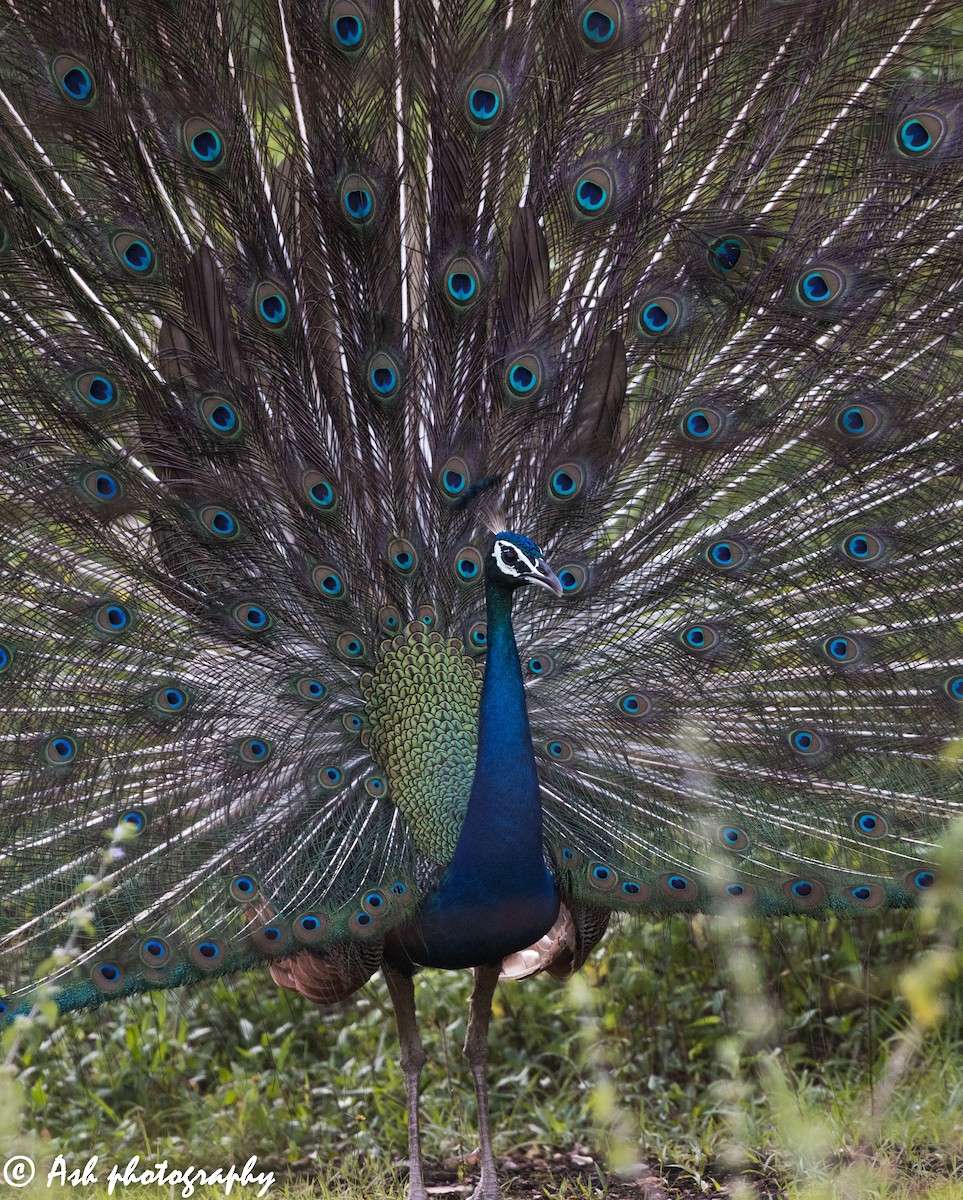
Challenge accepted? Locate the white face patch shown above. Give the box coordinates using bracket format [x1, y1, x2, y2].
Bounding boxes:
[493, 538, 538, 580]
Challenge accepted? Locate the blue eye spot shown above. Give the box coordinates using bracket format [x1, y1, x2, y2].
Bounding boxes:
[509, 364, 535, 392]
[86, 376, 114, 405]
[123, 240, 153, 272]
[470, 626, 488, 646]
[236, 603, 269, 630]
[458, 557, 479, 579]
[791, 880, 813, 898]
[345, 189, 372, 220]
[853, 886, 873, 901]
[643, 303, 669, 332]
[551, 469, 577, 497]
[725, 883, 745, 897]
[94, 473, 118, 499]
[335, 14, 363, 46]
[562, 847, 575, 861]
[914, 871, 935, 889]
[468, 88, 499, 121]
[372, 366, 396, 393]
[309, 481, 334, 508]
[712, 238, 744, 274]
[62, 66, 93, 100]
[356, 912, 372, 926]
[582, 9, 615, 43]
[560, 571, 577, 591]
[97, 963, 120, 982]
[687, 412, 710, 436]
[841, 407, 865, 434]
[858, 814, 877, 833]
[300, 915, 320, 931]
[529, 658, 544, 675]
[945, 676, 963, 701]
[802, 272, 829, 302]
[824, 635, 858, 662]
[207, 402, 237, 432]
[144, 939, 166, 959]
[234, 876, 255, 894]
[900, 118, 931, 153]
[191, 129, 222, 163]
[575, 178, 606, 212]
[593, 865, 610, 881]
[723, 828, 740, 844]
[45, 736, 77, 763]
[96, 604, 130, 632]
[395, 551, 411, 568]
[668, 875, 688, 891]
[684, 626, 705, 648]
[259, 293, 287, 324]
[319, 571, 344, 596]
[198, 941, 220, 959]
[392, 882, 408, 896]
[443, 470, 466, 495]
[365, 892, 383, 907]
[121, 810, 145, 832]
[447, 271, 476, 302]
[0, 644, 10, 672]
[790, 729, 824, 755]
[321, 766, 343, 786]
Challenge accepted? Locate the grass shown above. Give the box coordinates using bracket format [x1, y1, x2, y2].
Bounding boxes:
[5, 887, 963, 1199]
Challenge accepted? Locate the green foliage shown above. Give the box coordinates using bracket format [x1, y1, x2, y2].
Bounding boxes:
[6, 886, 963, 1198]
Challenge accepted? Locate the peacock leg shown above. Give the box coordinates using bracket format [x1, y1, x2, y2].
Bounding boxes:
[464, 963, 502, 1200]
[384, 964, 429, 1200]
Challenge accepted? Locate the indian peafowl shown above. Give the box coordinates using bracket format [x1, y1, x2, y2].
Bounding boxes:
[1, 0, 962, 1194]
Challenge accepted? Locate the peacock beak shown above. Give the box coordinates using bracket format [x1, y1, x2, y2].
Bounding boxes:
[527, 559, 564, 597]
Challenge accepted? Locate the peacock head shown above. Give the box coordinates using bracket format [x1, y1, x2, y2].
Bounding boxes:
[488, 532, 563, 595]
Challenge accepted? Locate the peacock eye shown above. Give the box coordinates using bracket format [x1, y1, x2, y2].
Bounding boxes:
[502, 547, 519, 566]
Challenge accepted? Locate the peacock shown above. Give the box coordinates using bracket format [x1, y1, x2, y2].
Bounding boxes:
[1, 0, 962, 1194]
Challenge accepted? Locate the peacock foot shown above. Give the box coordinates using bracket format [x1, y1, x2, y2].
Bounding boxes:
[467, 1177, 502, 1200]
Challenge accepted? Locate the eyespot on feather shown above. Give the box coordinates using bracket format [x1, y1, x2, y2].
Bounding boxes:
[183, 118, 225, 167]
[388, 537, 418, 573]
[572, 166, 615, 218]
[681, 407, 725, 441]
[577, 1, 622, 48]
[784, 878, 825, 908]
[112, 233, 156, 276]
[232, 602, 272, 632]
[336, 632, 367, 661]
[341, 173, 376, 224]
[293, 913, 329, 944]
[588, 862, 618, 891]
[466, 72, 505, 128]
[255, 282, 289, 328]
[74, 371, 120, 412]
[330, 0, 367, 53]
[52, 55, 95, 104]
[201, 395, 242, 439]
[444, 257, 481, 307]
[199, 505, 239, 539]
[636, 295, 683, 337]
[503, 352, 543, 400]
[367, 352, 401, 399]
[658, 873, 698, 901]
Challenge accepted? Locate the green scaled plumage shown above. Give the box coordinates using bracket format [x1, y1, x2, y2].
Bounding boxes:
[1, 0, 963, 1189]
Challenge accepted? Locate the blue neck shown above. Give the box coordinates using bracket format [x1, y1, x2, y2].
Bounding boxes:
[444, 581, 546, 891]
[393, 576, 559, 968]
